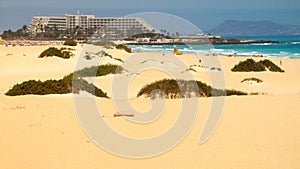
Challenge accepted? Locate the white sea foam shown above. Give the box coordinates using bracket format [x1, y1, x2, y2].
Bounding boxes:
[250, 43, 273, 46]
[129, 45, 299, 58]
[210, 49, 224, 52]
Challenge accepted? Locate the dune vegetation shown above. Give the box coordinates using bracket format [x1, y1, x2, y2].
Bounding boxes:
[115, 44, 132, 53]
[137, 79, 247, 99]
[5, 64, 125, 97]
[231, 59, 284, 72]
[259, 59, 285, 72]
[71, 64, 125, 78]
[39, 47, 73, 59]
[241, 77, 263, 83]
[63, 39, 77, 46]
[6, 75, 108, 98]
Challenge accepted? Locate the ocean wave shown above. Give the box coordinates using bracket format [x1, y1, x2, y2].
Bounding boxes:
[250, 43, 273, 46]
[151, 45, 164, 48]
[210, 49, 225, 52]
[290, 42, 300, 45]
[131, 46, 172, 53]
[280, 51, 289, 54]
[129, 45, 299, 58]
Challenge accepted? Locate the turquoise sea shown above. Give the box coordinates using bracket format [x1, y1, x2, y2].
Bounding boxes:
[128, 36, 300, 58]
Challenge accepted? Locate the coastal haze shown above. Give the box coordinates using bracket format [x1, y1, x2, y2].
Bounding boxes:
[207, 20, 300, 36]
[1, 0, 300, 169]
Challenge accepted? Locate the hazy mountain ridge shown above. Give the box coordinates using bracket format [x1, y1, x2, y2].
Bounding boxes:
[206, 20, 300, 36]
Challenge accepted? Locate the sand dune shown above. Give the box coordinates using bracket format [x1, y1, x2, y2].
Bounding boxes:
[0, 45, 299, 168]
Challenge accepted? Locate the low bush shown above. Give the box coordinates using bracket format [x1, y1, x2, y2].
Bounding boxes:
[71, 78, 108, 97]
[115, 44, 131, 53]
[5, 76, 108, 98]
[231, 59, 284, 72]
[63, 39, 77, 46]
[137, 79, 247, 99]
[60, 47, 75, 51]
[72, 64, 124, 78]
[258, 59, 285, 72]
[6, 80, 69, 96]
[249, 92, 267, 95]
[5, 64, 126, 97]
[231, 59, 265, 72]
[241, 77, 263, 83]
[225, 89, 248, 96]
[39, 47, 73, 59]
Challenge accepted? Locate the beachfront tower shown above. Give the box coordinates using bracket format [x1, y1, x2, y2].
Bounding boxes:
[28, 11, 156, 39]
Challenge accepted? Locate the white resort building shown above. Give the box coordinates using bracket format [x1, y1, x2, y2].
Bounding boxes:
[29, 11, 156, 39]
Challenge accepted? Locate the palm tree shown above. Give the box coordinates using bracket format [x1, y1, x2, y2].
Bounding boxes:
[160, 29, 167, 35]
[160, 29, 164, 34]
[23, 26, 29, 38]
[22, 25, 27, 34]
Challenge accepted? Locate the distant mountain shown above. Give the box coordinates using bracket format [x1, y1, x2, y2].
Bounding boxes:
[206, 20, 300, 36]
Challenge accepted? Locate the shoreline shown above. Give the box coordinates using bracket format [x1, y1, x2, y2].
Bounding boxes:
[125, 40, 279, 46]
[128, 48, 300, 59]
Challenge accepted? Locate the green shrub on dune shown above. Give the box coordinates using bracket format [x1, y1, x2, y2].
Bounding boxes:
[231, 58, 284, 72]
[7, 64, 123, 97]
[258, 59, 285, 72]
[71, 78, 108, 97]
[6, 75, 108, 98]
[6, 64, 126, 97]
[225, 89, 248, 96]
[39, 47, 73, 59]
[137, 79, 247, 99]
[241, 77, 263, 83]
[231, 59, 265, 72]
[6, 63, 127, 98]
[138, 79, 180, 98]
[115, 44, 131, 53]
[72, 64, 124, 78]
[63, 39, 77, 46]
[6, 80, 69, 96]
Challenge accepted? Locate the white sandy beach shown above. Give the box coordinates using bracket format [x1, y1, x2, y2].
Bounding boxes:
[0, 45, 300, 168]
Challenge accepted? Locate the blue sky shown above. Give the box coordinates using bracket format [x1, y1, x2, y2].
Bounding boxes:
[1, 0, 299, 9]
[0, 0, 299, 32]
